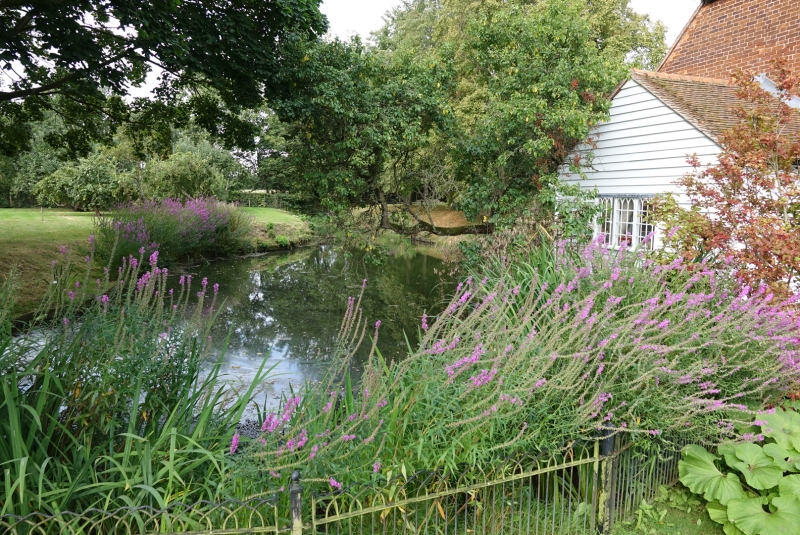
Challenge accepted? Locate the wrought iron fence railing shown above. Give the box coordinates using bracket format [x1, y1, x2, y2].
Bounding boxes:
[0, 436, 686, 535]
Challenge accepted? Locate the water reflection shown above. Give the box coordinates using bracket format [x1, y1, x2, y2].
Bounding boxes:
[174, 245, 454, 407]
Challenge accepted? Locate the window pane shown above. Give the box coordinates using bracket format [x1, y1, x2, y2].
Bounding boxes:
[640, 200, 655, 250]
[617, 198, 634, 247]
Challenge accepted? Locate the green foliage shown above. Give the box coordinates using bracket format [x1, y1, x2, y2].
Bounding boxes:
[679, 409, 800, 535]
[0, 0, 327, 153]
[0, 252, 269, 515]
[273, 37, 452, 225]
[616, 485, 705, 534]
[452, 1, 623, 226]
[373, 0, 662, 230]
[275, 235, 290, 247]
[143, 151, 226, 200]
[34, 152, 125, 212]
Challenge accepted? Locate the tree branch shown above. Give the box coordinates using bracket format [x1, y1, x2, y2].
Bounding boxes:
[0, 47, 135, 101]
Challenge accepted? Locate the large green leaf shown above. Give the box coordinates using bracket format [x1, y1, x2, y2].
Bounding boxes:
[732, 444, 784, 490]
[723, 522, 748, 535]
[763, 443, 800, 472]
[720, 443, 742, 468]
[680, 445, 747, 505]
[708, 501, 730, 524]
[708, 500, 747, 535]
[727, 495, 800, 535]
[762, 411, 800, 451]
[779, 475, 800, 498]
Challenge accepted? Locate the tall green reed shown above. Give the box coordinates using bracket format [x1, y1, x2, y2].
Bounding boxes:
[0, 242, 268, 516]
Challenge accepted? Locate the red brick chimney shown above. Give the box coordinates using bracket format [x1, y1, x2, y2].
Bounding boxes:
[658, 0, 800, 79]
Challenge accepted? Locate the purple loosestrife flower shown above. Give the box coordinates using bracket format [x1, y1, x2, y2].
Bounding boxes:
[262, 413, 279, 433]
[421, 314, 429, 331]
[342, 434, 356, 442]
[230, 433, 240, 454]
[68, 291, 75, 301]
[373, 462, 381, 473]
[213, 283, 220, 294]
[445, 343, 485, 377]
[470, 368, 498, 388]
[63, 318, 69, 327]
[330, 478, 342, 490]
[149, 251, 159, 266]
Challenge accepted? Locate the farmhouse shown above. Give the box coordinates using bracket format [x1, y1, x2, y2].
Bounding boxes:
[561, 0, 800, 248]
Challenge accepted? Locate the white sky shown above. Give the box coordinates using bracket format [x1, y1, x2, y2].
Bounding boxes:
[320, 0, 700, 47]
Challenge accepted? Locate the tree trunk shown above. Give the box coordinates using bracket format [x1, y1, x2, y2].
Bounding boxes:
[378, 189, 390, 229]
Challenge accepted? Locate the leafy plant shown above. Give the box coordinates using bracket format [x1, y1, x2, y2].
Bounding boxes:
[236, 236, 800, 494]
[95, 197, 254, 265]
[275, 235, 290, 247]
[679, 409, 800, 535]
[0, 245, 270, 515]
[653, 59, 800, 295]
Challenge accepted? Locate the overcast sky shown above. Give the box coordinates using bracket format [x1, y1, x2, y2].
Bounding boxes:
[320, 0, 700, 47]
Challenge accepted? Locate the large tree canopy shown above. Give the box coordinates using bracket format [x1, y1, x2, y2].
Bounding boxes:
[0, 0, 327, 155]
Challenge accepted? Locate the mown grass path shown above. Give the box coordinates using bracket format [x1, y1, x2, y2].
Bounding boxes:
[0, 207, 310, 314]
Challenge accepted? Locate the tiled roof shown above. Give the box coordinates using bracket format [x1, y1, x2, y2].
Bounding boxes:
[624, 69, 800, 142]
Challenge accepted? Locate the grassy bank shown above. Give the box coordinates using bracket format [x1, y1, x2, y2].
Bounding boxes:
[0, 207, 312, 314]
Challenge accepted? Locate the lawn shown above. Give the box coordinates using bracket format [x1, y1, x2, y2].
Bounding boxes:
[0, 207, 311, 315]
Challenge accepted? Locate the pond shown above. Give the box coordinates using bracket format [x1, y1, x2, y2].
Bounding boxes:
[174, 244, 455, 408]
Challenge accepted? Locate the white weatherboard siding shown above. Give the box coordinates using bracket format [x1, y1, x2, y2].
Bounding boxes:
[562, 80, 720, 204]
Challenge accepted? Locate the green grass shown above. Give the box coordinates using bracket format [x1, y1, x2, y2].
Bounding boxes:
[0, 209, 96, 313]
[0, 207, 311, 314]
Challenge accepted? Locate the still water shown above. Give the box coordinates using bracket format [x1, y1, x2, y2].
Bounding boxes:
[174, 244, 454, 407]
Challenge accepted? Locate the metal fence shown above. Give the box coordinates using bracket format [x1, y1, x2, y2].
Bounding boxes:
[1, 436, 685, 535]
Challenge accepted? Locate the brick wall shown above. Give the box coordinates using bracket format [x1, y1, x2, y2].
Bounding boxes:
[659, 0, 800, 79]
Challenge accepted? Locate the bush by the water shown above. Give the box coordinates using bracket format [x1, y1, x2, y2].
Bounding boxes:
[96, 197, 254, 265]
[234, 236, 800, 494]
[0, 248, 266, 515]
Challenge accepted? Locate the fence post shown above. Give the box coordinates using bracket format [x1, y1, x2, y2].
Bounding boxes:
[290, 470, 303, 535]
[596, 430, 617, 534]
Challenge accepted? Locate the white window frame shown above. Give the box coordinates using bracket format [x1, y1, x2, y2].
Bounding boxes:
[596, 196, 655, 250]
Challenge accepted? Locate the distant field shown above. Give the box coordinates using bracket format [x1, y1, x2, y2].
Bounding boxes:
[0, 207, 310, 314]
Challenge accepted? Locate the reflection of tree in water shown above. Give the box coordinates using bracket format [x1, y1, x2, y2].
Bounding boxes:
[187, 245, 453, 368]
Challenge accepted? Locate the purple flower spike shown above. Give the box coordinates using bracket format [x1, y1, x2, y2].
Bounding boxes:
[330, 478, 342, 490]
[230, 432, 240, 454]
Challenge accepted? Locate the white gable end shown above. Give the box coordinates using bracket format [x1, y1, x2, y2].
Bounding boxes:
[562, 79, 720, 203]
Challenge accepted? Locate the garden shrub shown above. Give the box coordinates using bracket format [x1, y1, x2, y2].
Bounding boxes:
[95, 197, 254, 265]
[679, 406, 800, 535]
[235, 236, 800, 494]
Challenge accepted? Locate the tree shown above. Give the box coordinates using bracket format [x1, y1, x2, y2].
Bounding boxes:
[371, 0, 662, 232]
[143, 151, 226, 201]
[0, 0, 327, 155]
[452, 1, 624, 227]
[654, 60, 800, 293]
[273, 38, 452, 227]
[231, 108, 294, 192]
[34, 153, 123, 212]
